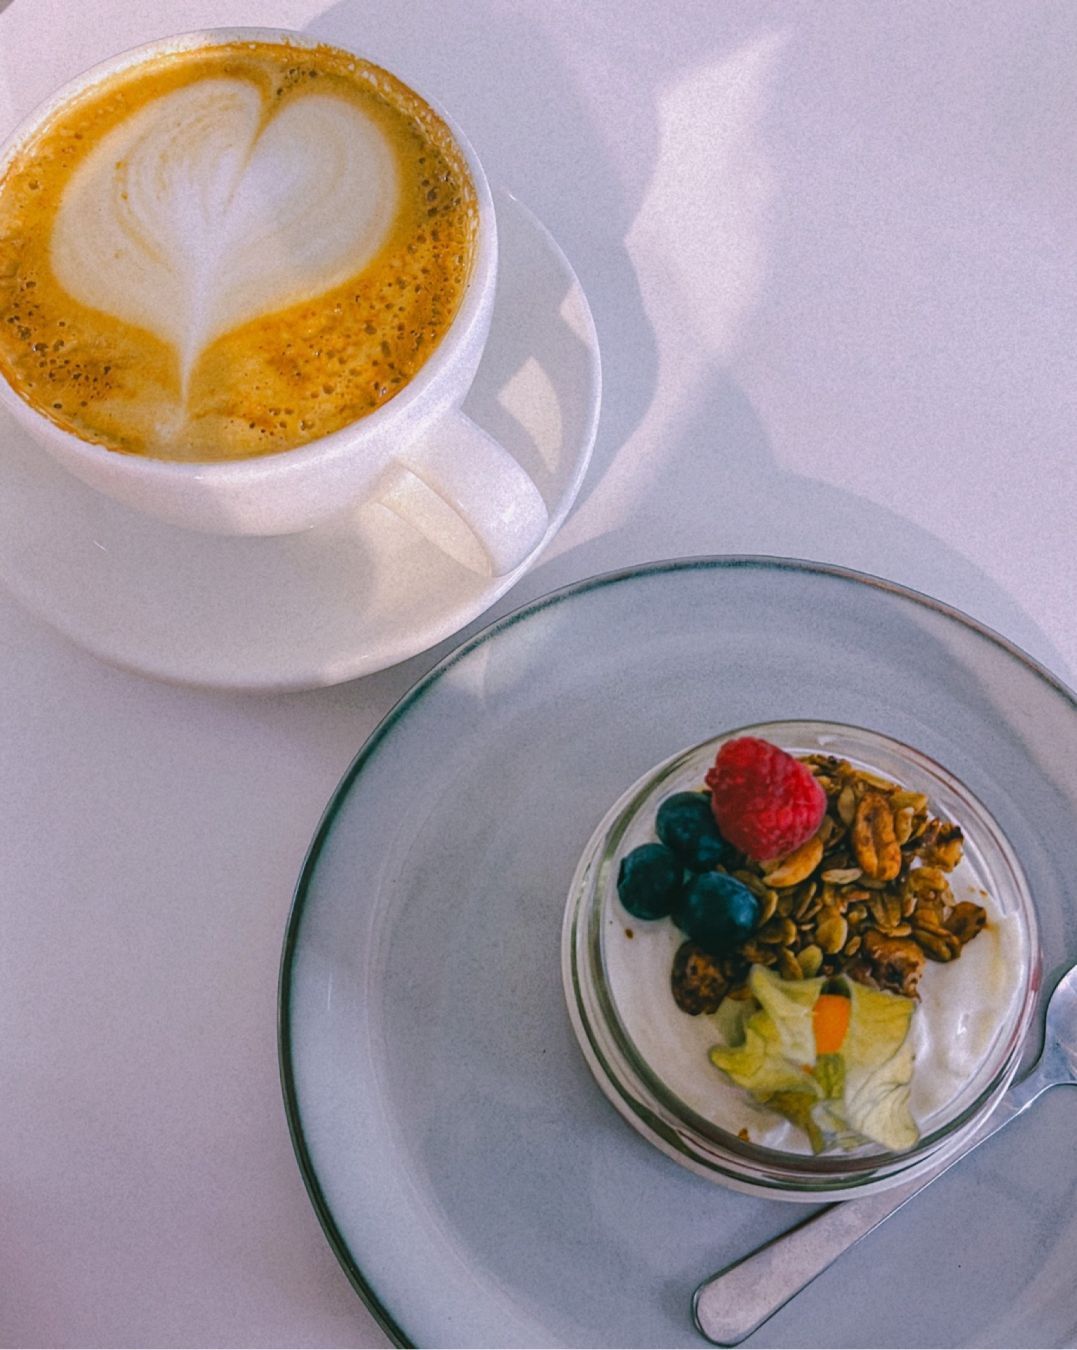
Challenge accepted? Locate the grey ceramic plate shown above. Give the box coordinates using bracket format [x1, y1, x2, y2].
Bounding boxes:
[279, 557, 1077, 1348]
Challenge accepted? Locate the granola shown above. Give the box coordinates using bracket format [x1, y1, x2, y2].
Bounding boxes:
[671, 753, 987, 1006]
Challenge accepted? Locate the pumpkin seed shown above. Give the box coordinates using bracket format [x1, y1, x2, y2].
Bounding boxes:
[837, 785, 857, 825]
[798, 944, 824, 977]
[821, 867, 862, 885]
[758, 916, 798, 947]
[914, 928, 957, 962]
[816, 910, 849, 955]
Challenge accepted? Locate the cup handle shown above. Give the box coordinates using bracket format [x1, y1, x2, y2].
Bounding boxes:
[381, 408, 549, 576]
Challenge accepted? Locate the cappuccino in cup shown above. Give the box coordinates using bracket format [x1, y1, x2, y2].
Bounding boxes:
[0, 30, 550, 572]
[0, 39, 478, 462]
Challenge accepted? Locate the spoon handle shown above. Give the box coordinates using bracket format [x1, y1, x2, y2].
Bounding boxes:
[692, 1078, 1045, 1345]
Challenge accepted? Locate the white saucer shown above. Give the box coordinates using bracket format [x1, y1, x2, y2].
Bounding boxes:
[0, 190, 600, 690]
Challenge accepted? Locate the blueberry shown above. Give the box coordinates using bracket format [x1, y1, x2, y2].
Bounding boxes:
[656, 791, 731, 870]
[616, 842, 684, 920]
[672, 872, 760, 954]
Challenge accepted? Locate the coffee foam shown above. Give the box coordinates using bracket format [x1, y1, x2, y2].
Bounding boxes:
[52, 79, 399, 389]
[0, 41, 478, 461]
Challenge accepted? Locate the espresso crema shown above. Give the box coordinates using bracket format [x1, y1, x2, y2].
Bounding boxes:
[0, 40, 478, 460]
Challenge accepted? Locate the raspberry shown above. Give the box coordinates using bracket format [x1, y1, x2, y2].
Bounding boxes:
[704, 736, 826, 861]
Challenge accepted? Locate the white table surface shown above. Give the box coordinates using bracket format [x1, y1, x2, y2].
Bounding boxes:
[1, 1, 1075, 1346]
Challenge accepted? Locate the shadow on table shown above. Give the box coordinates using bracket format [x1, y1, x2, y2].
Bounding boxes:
[295, 0, 1073, 737]
[513, 0, 1076, 695]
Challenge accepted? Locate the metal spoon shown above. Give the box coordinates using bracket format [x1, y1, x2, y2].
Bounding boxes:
[693, 963, 1077, 1345]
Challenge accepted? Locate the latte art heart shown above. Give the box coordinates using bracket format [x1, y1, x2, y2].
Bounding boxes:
[51, 79, 399, 385]
[0, 41, 478, 460]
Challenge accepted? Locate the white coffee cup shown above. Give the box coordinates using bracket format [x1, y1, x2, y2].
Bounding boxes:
[0, 28, 549, 577]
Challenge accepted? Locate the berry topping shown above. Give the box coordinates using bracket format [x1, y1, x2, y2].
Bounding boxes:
[656, 791, 732, 870]
[705, 736, 826, 861]
[672, 872, 760, 954]
[617, 842, 684, 920]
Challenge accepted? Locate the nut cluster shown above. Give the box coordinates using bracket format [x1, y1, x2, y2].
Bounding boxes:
[671, 754, 987, 1014]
